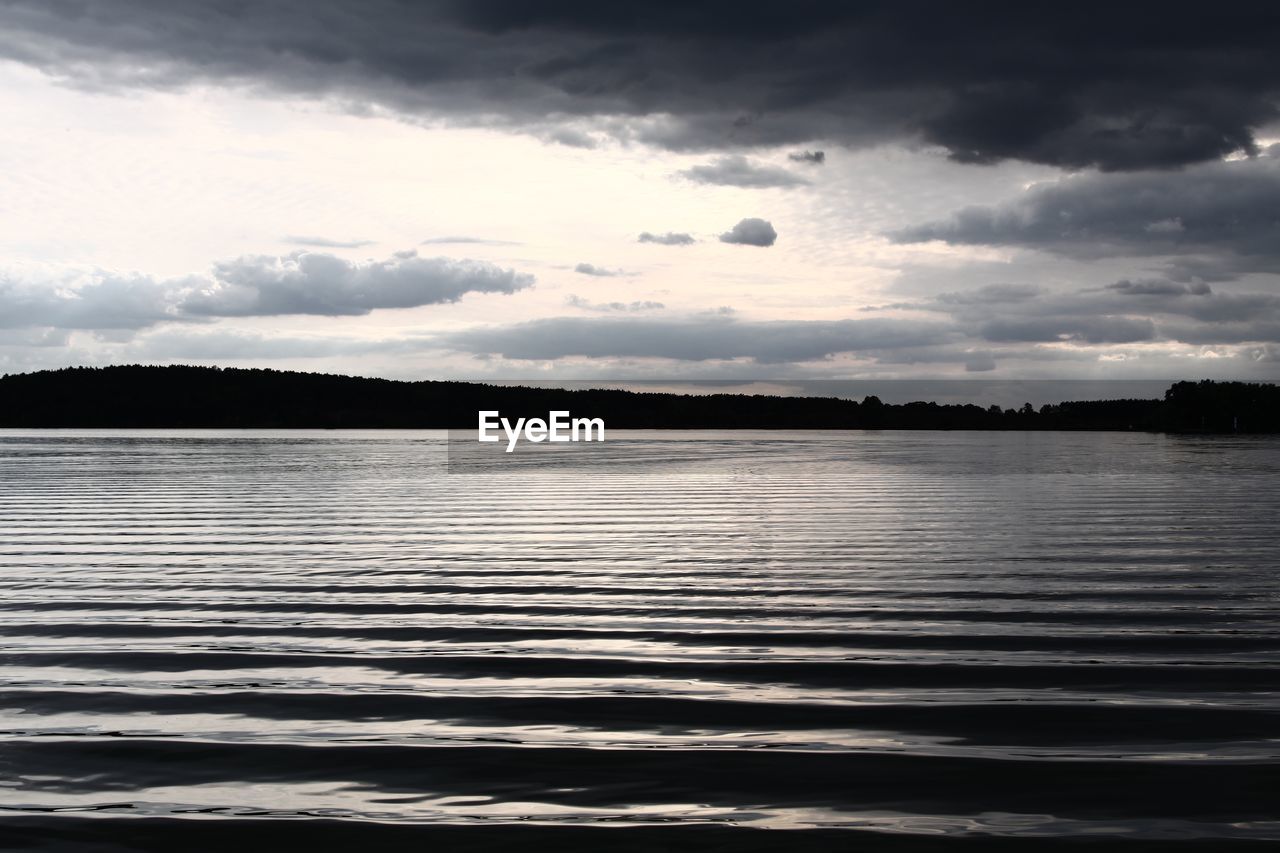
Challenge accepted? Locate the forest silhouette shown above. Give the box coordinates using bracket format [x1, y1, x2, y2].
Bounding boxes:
[0, 365, 1276, 432]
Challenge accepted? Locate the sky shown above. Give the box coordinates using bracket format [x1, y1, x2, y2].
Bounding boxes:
[1, 0, 1279, 381]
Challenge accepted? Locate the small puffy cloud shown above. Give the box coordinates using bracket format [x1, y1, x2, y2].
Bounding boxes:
[678, 155, 809, 188]
[719, 218, 777, 247]
[638, 231, 695, 246]
[181, 250, 533, 317]
[566, 295, 664, 312]
[788, 150, 825, 165]
[574, 262, 621, 277]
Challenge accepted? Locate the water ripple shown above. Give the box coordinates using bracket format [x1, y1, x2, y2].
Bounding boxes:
[1, 429, 1277, 847]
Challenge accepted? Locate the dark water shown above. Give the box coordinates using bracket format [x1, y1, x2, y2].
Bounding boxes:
[0, 430, 1277, 851]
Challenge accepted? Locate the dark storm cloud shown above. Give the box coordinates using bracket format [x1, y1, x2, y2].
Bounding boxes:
[439, 315, 955, 362]
[788, 151, 825, 165]
[283, 236, 375, 249]
[573, 262, 621, 277]
[638, 231, 695, 246]
[0, 250, 533, 330]
[678, 155, 809, 188]
[719, 218, 777, 247]
[182, 250, 533, 317]
[892, 147, 1280, 277]
[3, 1, 1279, 169]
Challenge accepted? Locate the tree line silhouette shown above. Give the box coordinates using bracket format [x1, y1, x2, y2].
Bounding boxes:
[0, 365, 1276, 432]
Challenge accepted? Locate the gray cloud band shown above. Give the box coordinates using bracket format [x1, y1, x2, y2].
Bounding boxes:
[439, 316, 959, 362]
[678, 156, 808, 188]
[892, 146, 1280, 281]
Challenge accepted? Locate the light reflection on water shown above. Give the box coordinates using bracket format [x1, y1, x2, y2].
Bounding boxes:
[0, 429, 1278, 844]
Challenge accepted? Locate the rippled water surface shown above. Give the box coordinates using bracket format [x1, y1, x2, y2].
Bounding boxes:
[0, 429, 1277, 850]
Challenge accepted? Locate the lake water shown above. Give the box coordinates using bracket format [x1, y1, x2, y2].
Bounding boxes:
[0, 430, 1277, 850]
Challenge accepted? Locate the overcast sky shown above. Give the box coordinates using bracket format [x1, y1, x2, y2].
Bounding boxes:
[2, 1, 1279, 380]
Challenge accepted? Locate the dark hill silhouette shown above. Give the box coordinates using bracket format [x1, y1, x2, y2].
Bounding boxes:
[0, 366, 1276, 432]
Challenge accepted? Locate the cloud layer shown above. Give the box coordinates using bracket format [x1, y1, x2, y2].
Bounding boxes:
[2, 1, 1277, 169]
[883, 279, 1280, 349]
[183, 251, 532, 317]
[442, 316, 954, 363]
[2, 250, 533, 330]
[3, 2, 1279, 380]
[892, 146, 1280, 280]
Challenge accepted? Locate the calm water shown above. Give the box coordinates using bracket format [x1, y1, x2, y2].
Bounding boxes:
[0, 430, 1277, 850]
